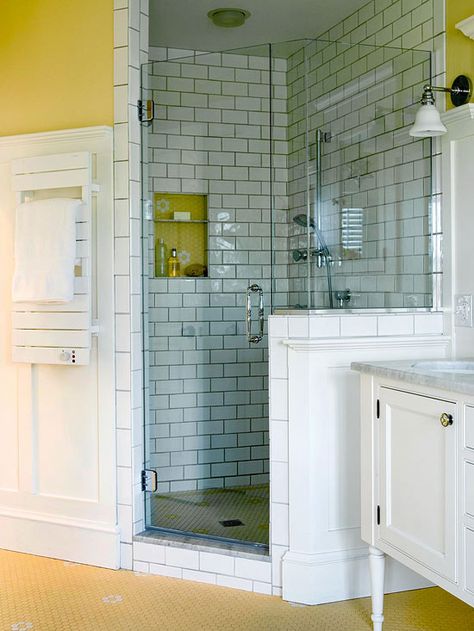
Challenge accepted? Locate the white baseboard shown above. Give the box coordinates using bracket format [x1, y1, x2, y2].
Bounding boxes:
[0, 512, 120, 569]
[282, 548, 431, 605]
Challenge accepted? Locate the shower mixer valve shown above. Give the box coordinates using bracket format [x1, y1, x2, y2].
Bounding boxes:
[292, 248, 332, 264]
[335, 289, 351, 308]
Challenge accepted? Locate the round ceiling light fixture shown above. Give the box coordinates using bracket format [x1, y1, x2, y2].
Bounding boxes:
[207, 8, 250, 28]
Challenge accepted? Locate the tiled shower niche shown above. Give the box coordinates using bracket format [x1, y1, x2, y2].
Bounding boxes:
[153, 193, 208, 277]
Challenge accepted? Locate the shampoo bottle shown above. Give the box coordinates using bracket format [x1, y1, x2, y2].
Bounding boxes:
[155, 238, 167, 277]
[168, 248, 180, 277]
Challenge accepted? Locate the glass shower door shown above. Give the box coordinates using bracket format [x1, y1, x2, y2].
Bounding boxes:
[140, 45, 279, 547]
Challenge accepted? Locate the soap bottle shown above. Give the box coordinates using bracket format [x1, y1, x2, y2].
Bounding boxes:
[155, 238, 167, 277]
[168, 248, 180, 277]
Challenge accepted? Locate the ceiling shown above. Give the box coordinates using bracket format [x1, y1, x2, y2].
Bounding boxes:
[149, 0, 369, 52]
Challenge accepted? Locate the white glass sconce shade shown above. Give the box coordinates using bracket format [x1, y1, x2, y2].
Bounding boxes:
[409, 103, 447, 137]
[409, 75, 472, 138]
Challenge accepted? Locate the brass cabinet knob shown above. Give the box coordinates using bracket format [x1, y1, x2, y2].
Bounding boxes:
[440, 413, 454, 428]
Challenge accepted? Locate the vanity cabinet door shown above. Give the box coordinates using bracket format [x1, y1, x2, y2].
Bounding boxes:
[378, 387, 457, 582]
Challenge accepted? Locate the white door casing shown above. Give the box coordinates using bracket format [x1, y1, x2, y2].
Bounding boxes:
[441, 104, 474, 355]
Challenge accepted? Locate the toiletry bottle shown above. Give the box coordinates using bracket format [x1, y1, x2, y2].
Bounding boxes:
[168, 248, 180, 277]
[155, 238, 167, 277]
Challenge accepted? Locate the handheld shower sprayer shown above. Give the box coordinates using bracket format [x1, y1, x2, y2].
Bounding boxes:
[292, 214, 332, 259]
[292, 213, 334, 308]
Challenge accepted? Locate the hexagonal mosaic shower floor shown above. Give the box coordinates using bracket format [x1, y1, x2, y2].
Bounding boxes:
[150, 483, 269, 545]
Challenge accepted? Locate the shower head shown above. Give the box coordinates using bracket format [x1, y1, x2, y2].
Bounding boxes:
[293, 214, 316, 230]
[292, 214, 331, 259]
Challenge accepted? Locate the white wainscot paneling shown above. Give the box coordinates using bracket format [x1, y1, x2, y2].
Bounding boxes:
[277, 331, 450, 605]
[0, 127, 118, 568]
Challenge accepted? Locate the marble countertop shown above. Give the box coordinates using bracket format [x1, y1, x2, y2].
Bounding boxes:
[351, 359, 474, 396]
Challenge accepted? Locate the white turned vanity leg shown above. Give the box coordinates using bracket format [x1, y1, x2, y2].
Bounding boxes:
[369, 546, 385, 631]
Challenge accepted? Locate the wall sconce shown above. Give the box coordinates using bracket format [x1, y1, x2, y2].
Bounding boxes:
[409, 75, 472, 137]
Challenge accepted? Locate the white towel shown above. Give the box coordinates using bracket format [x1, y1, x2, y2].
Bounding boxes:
[12, 198, 81, 303]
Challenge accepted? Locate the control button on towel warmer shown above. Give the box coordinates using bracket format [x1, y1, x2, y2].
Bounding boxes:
[246, 284, 264, 344]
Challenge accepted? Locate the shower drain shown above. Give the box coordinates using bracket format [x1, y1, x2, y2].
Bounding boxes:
[219, 519, 244, 527]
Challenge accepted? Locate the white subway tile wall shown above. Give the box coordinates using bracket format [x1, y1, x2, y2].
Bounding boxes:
[114, 0, 150, 568]
[133, 540, 271, 592]
[145, 8, 443, 491]
[143, 16, 440, 492]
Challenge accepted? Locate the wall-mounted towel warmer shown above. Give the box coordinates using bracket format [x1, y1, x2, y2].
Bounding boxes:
[11, 151, 99, 365]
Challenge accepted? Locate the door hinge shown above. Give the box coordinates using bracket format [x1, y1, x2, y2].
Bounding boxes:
[141, 469, 158, 493]
[138, 99, 154, 124]
[376, 399, 380, 419]
[376, 505, 381, 525]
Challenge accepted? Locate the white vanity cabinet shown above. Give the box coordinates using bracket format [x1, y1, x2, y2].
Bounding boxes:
[377, 387, 457, 582]
[356, 367, 474, 630]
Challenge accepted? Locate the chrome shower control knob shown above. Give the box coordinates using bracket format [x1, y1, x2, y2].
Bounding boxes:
[60, 350, 71, 362]
[440, 413, 453, 427]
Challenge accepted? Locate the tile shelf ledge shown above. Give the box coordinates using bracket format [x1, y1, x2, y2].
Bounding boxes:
[273, 307, 438, 315]
[155, 219, 207, 223]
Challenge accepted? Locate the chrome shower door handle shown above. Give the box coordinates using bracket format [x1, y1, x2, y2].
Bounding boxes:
[246, 284, 264, 344]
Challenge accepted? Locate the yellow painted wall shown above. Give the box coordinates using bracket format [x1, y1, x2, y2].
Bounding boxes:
[446, 0, 474, 108]
[0, 0, 113, 136]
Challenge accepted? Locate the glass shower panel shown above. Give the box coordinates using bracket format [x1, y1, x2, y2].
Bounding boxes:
[141, 45, 278, 547]
[285, 40, 433, 310]
[309, 43, 433, 309]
